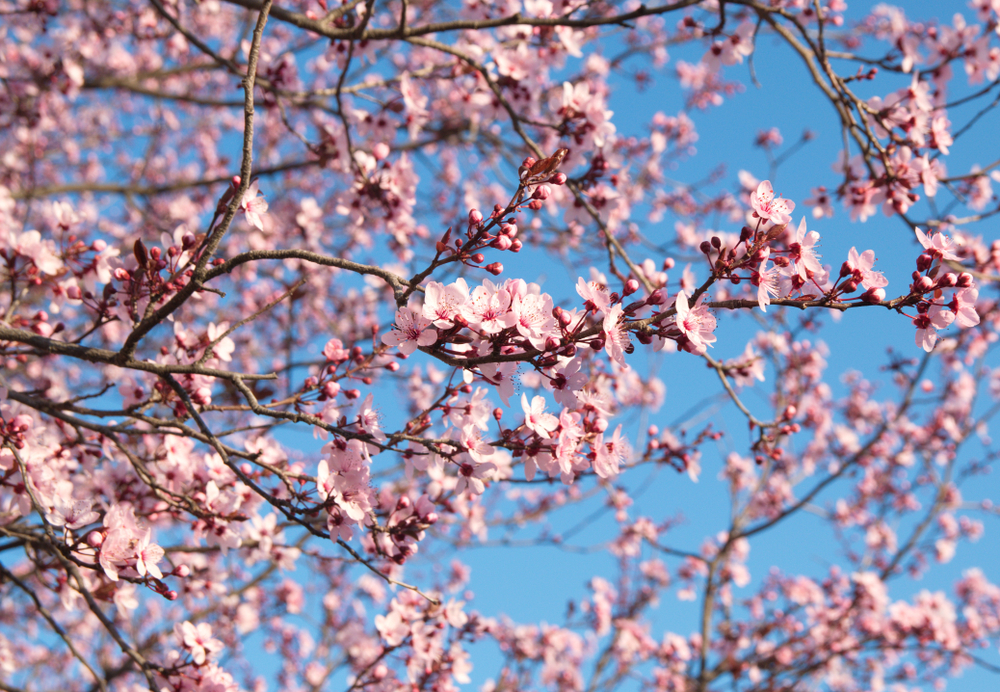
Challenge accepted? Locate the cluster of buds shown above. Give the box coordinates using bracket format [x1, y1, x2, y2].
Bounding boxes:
[433, 149, 571, 277]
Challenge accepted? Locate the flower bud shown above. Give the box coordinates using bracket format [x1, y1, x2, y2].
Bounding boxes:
[915, 275, 935, 292]
[468, 209, 483, 225]
[485, 262, 504, 275]
[623, 279, 640, 296]
[510, 239, 523, 252]
[87, 531, 104, 547]
[492, 235, 512, 251]
[937, 273, 957, 288]
[174, 564, 191, 577]
[648, 288, 666, 305]
[527, 199, 544, 210]
[532, 184, 552, 200]
[551, 172, 568, 185]
[957, 272, 974, 287]
[861, 287, 886, 303]
[373, 142, 390, 160]
[916, 252, 934, 272]
[493, 407, 504, 421]
[470, 253, 485, 264]
[700, 241, 713, 255]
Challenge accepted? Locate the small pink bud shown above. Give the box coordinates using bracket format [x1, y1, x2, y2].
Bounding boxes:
[957, 272, 974, 287]
[240, 463, 253, 475]
[470, 253, 485, 264]
[174, 564, 191, 577]
[468, 209, 483, 225]
[165, 590, 179, 601]
[493, 235, 512, 251]
[510, 240, 523, 252]
[485, 262, 503, 275]
[385, 361, 400, 372]
[623, 279, 639, 296]
[551, 172, 567, 185]
[593, 417, 608, 433]
[232, 175, 242, 187]
[532, 184, 552, 200]
[916, 276, 935, 292]
[344, 388, 361, 400]
[861, 287, 886, 303]
[87, 531, 104, 547]
[937, 273, 957, 288]
[66, 285, 82, 300]
[92, 239, 107, 252]
[372, 142, 390, 160]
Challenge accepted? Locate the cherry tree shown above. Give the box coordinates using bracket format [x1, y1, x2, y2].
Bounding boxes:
[1, 0, 999, 691]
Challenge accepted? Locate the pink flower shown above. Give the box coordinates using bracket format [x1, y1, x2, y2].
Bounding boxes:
[240, 180, 269, 230]
[915, 228, 961, 261]
[357, 393, 387, 442]
[602, 303, 631, 368]
[673, 291, 717, 354]
[951, 287, 980, 329]
[592, 425, 628, 479]
[846, 247, 889, 290]
[422, 279, 469, 327]
[914, 305, 955, 352]
[134, 529, 165, 579]
[576, 276, 611, 315]
[382, 307, 438, 355]
[789, 217, 823, 280]
[480, 361, 518, 406]
[749, 180, 794, 226]
[753, 250, 781, 312]
[175, 621, 224, 665]
[521, 394, 558, 439]
[456, 457, 497, 495]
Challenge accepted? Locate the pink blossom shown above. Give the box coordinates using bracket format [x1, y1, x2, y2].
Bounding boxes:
[175, 621, 224, 665]
[521, 394, 558, 438]
[915, 228, 961, 261]
[914, 305, 956, 352]
[240, 180, 269, 230]
[576, 277, 612, 315]
[753, 250, 781, 312]
[846, 247, 889, 290]
[602, 303, 631, 368]
[749, 180, 795, 226]
[592, 424, 629, 479]
[134, 529, 165, 579]
[357, 393, 387, 442]
[673, 291, 717, 353]
[951, 287, 980, 328]
[382, 307, 438, 355]
[789, 217, 823, 280]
